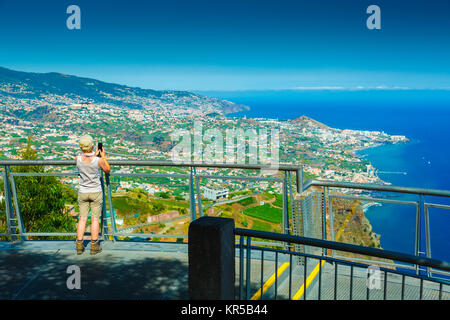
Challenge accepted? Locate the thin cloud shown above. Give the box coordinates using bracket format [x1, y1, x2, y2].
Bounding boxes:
[292, 86, 346, 90]
[291, 85, 416, 91]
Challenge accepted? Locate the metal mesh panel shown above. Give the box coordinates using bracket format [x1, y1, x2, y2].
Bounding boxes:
[292, 192, 324, 264]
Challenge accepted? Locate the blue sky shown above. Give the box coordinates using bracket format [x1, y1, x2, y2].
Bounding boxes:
[0, 0, 449, 91]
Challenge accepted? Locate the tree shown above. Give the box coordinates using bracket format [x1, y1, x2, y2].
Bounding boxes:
[13, 137, 76, 237]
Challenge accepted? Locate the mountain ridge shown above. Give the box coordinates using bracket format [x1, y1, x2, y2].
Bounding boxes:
[0, 66, 249, 114]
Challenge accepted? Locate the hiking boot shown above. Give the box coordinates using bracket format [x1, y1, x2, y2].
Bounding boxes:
[90, 240, 102, 255]
[76, 240, 85, 255]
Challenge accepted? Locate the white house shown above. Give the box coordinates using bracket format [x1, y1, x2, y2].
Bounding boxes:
[201, 186, 229, 201]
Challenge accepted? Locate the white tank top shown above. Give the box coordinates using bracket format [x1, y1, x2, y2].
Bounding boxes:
[77, 155, 102, 193]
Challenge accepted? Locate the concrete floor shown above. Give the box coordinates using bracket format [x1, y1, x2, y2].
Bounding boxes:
[0, 240, 189, 300]
[1, 240, 448, 301]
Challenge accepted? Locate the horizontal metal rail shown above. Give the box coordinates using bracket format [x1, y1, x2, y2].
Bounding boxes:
[331, 193, 419, 206]
[11, 171, 190, 179]
[0, 159, 302, 172]
[425, 203, 450, 210]
[115, 233, 188, 239]
[196, 174, 283, 182]
[304, 179, 450, 198]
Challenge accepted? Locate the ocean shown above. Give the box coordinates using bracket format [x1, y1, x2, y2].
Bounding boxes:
[200, 89, 450, 262]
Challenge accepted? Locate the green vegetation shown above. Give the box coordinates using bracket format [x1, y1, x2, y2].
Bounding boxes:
[12, 137, 77, 238]
[251, 220, 272, 232]
[156, 191, 170, 199]
[260, 192, 273, 200]
[46, 135, 69, 142]
[272, 194, 283, 208]
[237, 196, 255, 206]
[228, 190, 252, 199]
[113, 196, 165, 217]
[243, 203, 282, 224]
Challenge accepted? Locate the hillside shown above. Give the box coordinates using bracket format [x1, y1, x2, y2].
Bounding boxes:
[292, 115, 329, 129]
[0, 66, 249, 114]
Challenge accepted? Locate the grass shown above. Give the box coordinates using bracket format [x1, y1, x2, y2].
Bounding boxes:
[260, 192, 275, 201]
[243, 204, 282, 224]
[272, 193, 283, 208]
[237, 196, 255, 206]
[152, 198, 190, 208]
[112, 196, 152, 216]
[251, 220, 273, 232]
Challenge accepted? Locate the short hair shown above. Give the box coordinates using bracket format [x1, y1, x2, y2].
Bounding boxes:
[79, 135, 94, 153]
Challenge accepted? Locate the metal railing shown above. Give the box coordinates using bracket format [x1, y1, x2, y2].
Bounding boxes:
[301, 179, 450, 278]
[0, 160, 301, 243]
[235, 227, 450, 300]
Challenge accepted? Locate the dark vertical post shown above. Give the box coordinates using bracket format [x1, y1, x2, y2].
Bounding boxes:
[188, 217, 235, 300]
[296, 166, 303, 194]
[239, 235, 244, 300]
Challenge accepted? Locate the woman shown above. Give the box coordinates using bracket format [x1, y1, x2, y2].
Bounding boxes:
[75, 134, 110, 255]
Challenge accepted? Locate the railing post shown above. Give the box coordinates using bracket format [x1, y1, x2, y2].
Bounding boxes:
[189, 167, 197, 221]
[2, 166, 16, 241]
[288, 171, 295, 250]
[424, 203, 432, 277]
[188, 216, 235, 300]
[105, 173, 118, 242]
[193, 167, 203, 218]
[99, 172, 109, 241]
[415, 196, 422, 275]
[282, 171, 289, 236]
[329, 193, 336, 257]
[8, 168, 25, 240]
[296, 165, 303, 194]
[322, 187, 328, 256]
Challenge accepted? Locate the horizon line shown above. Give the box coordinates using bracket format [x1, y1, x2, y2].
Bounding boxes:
[1, 65, 449, 93]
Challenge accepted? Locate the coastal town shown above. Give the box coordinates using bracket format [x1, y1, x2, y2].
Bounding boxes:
[0, 90, 409, 197]
[0, 70, 409, 242]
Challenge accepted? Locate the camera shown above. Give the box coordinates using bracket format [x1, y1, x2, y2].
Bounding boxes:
[97, 142, 103, 157]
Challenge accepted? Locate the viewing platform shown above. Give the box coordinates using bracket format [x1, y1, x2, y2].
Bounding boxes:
[1, 160, 449, 300]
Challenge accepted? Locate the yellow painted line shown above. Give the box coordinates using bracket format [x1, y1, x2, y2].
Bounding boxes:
[292, 259, 326, 300]
[250, 262, 290, 300]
